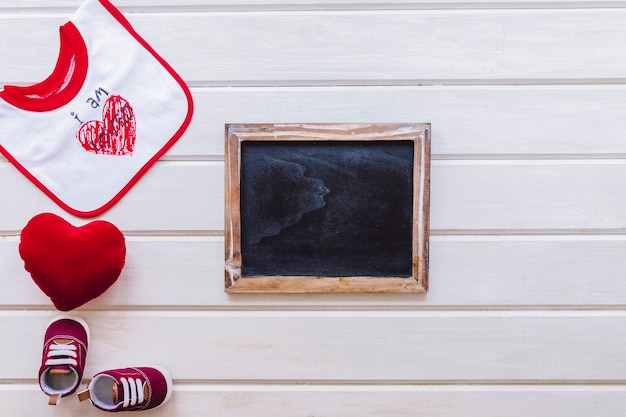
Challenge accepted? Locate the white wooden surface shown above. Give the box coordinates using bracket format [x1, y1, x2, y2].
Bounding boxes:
[1, 0, 625, 416]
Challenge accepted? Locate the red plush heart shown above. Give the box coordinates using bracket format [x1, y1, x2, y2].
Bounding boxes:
[77, 94, 136, 155]
[19, 213, 126, 311]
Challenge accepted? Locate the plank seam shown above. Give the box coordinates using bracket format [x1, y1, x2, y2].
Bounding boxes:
[1, 308, 626, 315]
[1, 379, 626, 387]
[4, 2, 626, 13]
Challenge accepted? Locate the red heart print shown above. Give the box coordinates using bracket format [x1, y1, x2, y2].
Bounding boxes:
[77, 95, 136, 155]
[19, 213, 126, 311]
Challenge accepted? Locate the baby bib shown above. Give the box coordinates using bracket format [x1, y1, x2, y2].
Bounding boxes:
[0, 0, 193, 217]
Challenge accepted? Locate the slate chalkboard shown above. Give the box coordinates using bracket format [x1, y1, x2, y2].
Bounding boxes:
[240, 140, 414, 277]
[225, 123, 430, 293]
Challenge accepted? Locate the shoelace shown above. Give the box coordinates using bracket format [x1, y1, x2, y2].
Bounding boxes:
[46, 343, 78, 366]
[120, 377, 145, 408]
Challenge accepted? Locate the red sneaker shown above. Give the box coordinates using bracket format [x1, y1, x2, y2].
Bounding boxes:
[39, 315, 89, 405]
[78, 366, 172, 412]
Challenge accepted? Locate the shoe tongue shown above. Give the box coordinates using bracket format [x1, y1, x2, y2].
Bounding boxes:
[48, 339, 74, 375]
[48, 365, 72, 375]
[112, 381, 119, 404]
[109, 377, 148, 408]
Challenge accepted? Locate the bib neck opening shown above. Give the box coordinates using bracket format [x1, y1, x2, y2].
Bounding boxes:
[0, 22, 88, 112]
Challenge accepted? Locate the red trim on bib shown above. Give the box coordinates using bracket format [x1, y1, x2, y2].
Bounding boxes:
[0, 22, 88, 112]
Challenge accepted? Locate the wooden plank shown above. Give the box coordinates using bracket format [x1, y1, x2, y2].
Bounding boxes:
[1, 383, 625, 417]
[2, 311, 626, 381]
[0, 161, 221, 231]
[431, 159, 626, 231]
[3, 236, 626, 308]
[169, 85, 626, 157]
[2, 0, 626, 9]
[3, 160, 626, 231]
[5, 85, 626, 158]
[2, 10, 626, 83]
[0, 237, 222, 308]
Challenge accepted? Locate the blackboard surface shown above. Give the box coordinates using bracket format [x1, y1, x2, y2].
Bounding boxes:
[240, 140, 415, 277]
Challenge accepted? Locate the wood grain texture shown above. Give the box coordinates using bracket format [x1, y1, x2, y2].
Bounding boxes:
[2, 0, 626, 9]
[2, 311, 626, 381]
[1, 85, 624, 160]
[1, 384, 625, 417]
[3, 160, 626, 232]
[0, 161, 221, 231]
[3, 236, 626, 308]
[176, 85, 626, 158]
[2, 10, 626, 84]
[0, 85, 617, 159]
[0, 383, 626, 417]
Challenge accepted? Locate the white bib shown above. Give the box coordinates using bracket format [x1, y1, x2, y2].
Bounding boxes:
[0, 0, 193, 217]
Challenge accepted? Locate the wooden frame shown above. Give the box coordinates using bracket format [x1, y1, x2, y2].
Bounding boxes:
[225, 123, 430, 293]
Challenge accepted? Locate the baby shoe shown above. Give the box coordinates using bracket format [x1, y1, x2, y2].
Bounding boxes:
[39, 315, 89, 405]
[78, 366, 172, 412]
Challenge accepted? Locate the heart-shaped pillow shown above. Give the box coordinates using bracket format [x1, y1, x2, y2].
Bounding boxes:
[19, 213, 126, 311]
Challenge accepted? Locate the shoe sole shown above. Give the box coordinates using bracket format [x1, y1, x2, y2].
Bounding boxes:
[48, 314, 91, 345]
